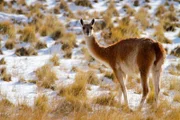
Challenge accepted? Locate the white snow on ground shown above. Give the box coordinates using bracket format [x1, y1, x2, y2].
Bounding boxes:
[0, 0, 180, 110]
[0, 12, 28, 23]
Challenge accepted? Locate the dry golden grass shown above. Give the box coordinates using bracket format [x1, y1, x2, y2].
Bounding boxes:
[0, 58, 6, 65]
[102, 13, 113, 29]
[160, 11, 178, 32]
[169, 4, 175, 12]
[51, 28, 64, 40]
[59, 0, 74, 18]
[169, 77, 180, 91]
[35, 40, 47, 50]
[168, 64, 180, 76]
[20, 26, 38, 43]
[0, 0, 4, 11]
[50, 54, 60, 66]
[81, 47, 94, 62]
[135, 7, 150, 29]
[164, 108, 180, 120]
[75, 0, 92, 8]
[53, 5, 60, 14]
[0, 67, 11, 82]
[88, 11, 101, 19]
[50, 98, 90, 117]
[19, 76, 26, 83]
[71, 66, 81, 72]
[171, 46, 180, 57]
[109, 17, 140, 42]
[63, 49, 72, 58]
[155, 5, 167, 16]
[15, 47, 38, 56]
[0, 99, 14, 119]
[134, 0, 139, 6]
[104, 71, 114, 80]
[99, 67, 114, 80]
[144, 4, 151, 9]
[55, 71, 98, 115]
[126, 78, 141, 94]
[39, 15, 65, 39]
[86, 70, 99, 85]
[36, 64, 57, 89]
[106, 0, 119, 17]
[28, 3, 45, 16]
[39, 25, 49, 36]
[73, 108, 143, 120]
[146, 90, 155, 104]
[28, 15, 44, 32]
[154, 100, 171, 118]
[17, 0, 26, 6]
[0, 92, 180, 120]
[2, 72, 11, 82]
[60, 32, 76, 58]
[0, 97, 49, 120]
[102, 0, 119, 29]
[34, 95, 49, 112]
[173, 93, 180, 102]
[5, 39, 16, 49]
[177, 63, 180, 70]
[60, 0, 70, 10]
[61, 33, 76, 49]
[154, 24, 172, 44]
[92, 92, 120, 107]
[178, 31, 180, 37]
[0, 21, 15, 38]
[123, 4, 135, 16]
[94, 20, 106, 31]
[57, 71, 87, 100]
[28, 79, 37, 84]
[55, 72, 92, 116]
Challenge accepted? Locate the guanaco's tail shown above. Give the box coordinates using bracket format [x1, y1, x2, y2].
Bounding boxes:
[153, 42, 166, 66]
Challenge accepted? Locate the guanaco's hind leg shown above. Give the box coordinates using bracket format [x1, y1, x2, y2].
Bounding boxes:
[114, 78, 122, 104]
[152, 66, 162, 107]
[139, 70, 149, 108]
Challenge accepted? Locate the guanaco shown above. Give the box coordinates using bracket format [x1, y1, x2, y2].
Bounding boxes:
[80, 19, 166, 108]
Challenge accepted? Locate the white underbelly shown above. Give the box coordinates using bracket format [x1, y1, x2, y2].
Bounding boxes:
[118, 61, 139, 78]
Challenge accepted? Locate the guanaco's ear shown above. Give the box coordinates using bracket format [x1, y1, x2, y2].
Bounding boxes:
[91, 19, 95, 25]
[80, 19, 84, 26]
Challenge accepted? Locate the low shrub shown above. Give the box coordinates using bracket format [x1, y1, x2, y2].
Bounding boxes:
[15, 47, 38, 56]
[5, 39, 16, 49]
[75, 0, 92, 8]
[20, 26, 37, 43]
[154, 24, 172, 44]
[0, 21, 15, 38]
[36, 64, 57, 89]
[50, 54, 60, 66]
[0, 67, 11, 82]
[135, 8, 150, 29]
[109, 16, 140, 42]
[0, 58, 6, 65]
[35, 41, 47, 49]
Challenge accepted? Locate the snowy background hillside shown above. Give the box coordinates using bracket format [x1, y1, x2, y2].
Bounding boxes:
[0, 0, 180, 119]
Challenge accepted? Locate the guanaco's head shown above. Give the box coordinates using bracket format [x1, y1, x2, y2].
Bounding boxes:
[80, 19, 95, 37]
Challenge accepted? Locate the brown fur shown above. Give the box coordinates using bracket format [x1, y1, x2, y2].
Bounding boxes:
[153, 42, 166, 65]
[88, 37, 165, 68]
[81, 19, 166, 109]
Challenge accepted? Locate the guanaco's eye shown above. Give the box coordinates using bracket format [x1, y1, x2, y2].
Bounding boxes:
[83, 27, 85, 30]
[91, 27, 93, 29]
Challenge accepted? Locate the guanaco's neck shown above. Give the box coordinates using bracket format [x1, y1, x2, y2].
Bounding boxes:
[85, 35, 108, 64]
